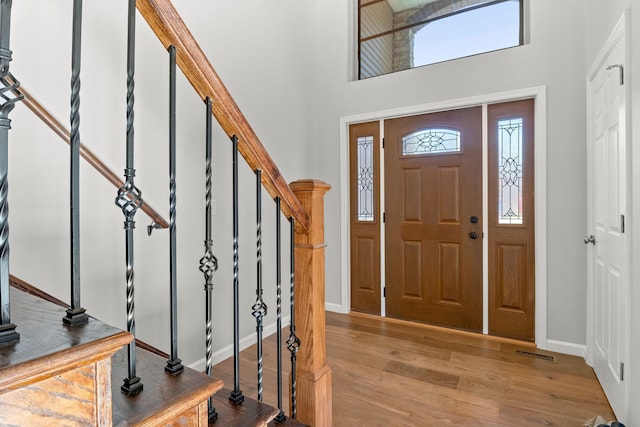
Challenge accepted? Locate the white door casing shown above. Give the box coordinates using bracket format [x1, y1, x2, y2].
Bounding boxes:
[586, 13, 629, 422]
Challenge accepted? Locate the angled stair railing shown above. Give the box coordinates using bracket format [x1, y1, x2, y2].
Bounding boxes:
[1, 0, 331, 425]
[135, 1, 331, 425]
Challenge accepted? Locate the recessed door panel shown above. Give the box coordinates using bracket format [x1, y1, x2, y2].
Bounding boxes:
[496, 243, 527, 312]
[438, 166, 461, 224]
[438, 242, 461, 304]
[403, 169, 423, 222]
[402, 240, 423, 299]
[355, 237, 376, 292]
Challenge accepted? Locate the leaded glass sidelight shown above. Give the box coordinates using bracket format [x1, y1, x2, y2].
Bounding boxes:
[357, 136, 374, 221]
[497, 117, 524, 224]
[402, 128, 461, 155]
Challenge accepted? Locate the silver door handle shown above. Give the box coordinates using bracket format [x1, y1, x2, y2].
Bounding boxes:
[583, 235, 596, 245]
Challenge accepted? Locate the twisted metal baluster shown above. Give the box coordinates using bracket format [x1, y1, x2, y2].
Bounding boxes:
[63, 0, 88, 327]
[199, 97, 218, 421]
[252, 169, 268, 402]
[0, 0, 21, 344]
[165, 45, 184, 375]
[229, 134, 244, 405]
[115, 0, 143, 395]
[287, 217, 300, 418]
[273, 197, 286, 422]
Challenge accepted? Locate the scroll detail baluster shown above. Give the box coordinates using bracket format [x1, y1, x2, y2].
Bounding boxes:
[274, 197, 286, 422]
[63, 0, 88, 327]
[252, 169, 268, 402]
[0, 0, 21, 344]
[199, 97, 218, 422]
[115, 0, 143, 395]
[287, 217, 300, 418]
[165, 44, 184, 375]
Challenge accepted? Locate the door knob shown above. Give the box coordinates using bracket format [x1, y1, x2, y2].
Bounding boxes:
[470, 216, 478, 224]
[469, 232, 478, 240]
[583, 235, 596, 245]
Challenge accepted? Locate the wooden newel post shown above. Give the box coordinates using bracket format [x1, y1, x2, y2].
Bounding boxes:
[290, 179, 332, 427]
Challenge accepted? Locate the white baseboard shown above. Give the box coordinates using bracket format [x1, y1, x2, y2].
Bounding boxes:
[188, 315, 291, 371]
[541, 339, 586, 358]
[325, 302, 347, 314]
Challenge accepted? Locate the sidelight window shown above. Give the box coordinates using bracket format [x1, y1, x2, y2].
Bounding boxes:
[357, 136, 375, 221]
[497, 117, 523, 224]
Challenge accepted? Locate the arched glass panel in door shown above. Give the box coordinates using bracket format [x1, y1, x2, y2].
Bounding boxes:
[402, 128, 461, 155]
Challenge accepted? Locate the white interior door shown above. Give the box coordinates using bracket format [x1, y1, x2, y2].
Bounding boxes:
[586, 20, 628, 421]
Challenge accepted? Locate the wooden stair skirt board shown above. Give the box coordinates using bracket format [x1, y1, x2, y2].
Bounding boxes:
[0, 287, 224, 426]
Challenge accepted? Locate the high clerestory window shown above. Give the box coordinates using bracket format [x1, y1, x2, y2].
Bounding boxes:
[358, 0, 523, 79]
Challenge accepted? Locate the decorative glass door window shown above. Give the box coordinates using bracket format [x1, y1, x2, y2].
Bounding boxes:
[497, 117, 523, 224]
[402, 128, 461, 155]
[357, 136, 375, 221]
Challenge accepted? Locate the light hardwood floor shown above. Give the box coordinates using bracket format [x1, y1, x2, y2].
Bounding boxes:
[214, 311, 615, 426]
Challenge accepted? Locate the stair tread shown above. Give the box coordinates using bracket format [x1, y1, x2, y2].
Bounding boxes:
[112, 346, 223, 426]
[0, 287, 131, 390]
[211, 387, 280, 427]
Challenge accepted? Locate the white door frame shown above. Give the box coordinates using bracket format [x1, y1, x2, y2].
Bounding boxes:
[585, 11, 631, 420]
[337, 86, 551, 350]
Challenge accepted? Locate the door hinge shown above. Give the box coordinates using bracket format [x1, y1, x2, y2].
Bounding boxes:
[383, 212, 386, 223]
[621, 214, 625, 233]
[621, 362, 625, 381]
[382, 137, 385, 149]
[383, 287, 386, 298]
[606, 64, 624, 85]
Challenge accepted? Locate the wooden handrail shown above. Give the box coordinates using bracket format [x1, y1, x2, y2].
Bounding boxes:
[14, 83, 169, 230]
[136, 0, 310, 233]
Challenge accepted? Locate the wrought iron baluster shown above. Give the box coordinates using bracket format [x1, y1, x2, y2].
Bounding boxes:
[0, 0, 21, 344]
[115, 0, 143, 395]
[287, 216, 300, 418]
[274, 197, 286, 422]
[165, 44, 184, 375]
[252, 169, 268, 402]
[63, 0, 88, 327]
[199, 97, 218, 422]
[229, 134, 244, 405]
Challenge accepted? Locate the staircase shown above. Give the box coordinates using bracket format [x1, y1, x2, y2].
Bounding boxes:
[1, 279, 311, 426]
[0, 0, 330, 425]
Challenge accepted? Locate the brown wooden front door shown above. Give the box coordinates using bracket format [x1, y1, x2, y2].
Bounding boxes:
[384, 107, 483, 331]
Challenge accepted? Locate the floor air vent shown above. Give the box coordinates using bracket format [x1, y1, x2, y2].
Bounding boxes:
[516, 349, 557, 363]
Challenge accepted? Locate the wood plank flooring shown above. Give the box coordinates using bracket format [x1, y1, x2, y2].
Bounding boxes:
[215, 311, 614, 426]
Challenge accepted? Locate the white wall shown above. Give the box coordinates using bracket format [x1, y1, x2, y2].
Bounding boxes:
[8, 0, 315, 368]
[309, 0, 589, 347]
